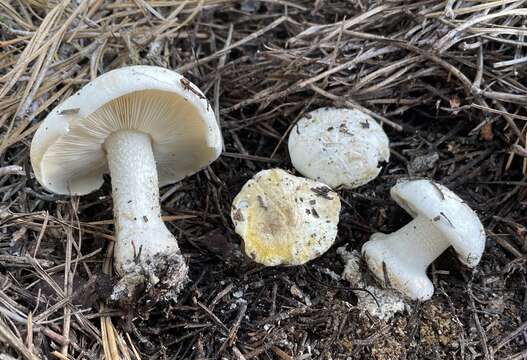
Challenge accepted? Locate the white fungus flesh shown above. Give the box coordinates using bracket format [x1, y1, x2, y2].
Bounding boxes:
[231, 169, 341, 266]
[30, 66, 223, 302]
[361, 179, 486, 301]
[288, 107, 390, 189]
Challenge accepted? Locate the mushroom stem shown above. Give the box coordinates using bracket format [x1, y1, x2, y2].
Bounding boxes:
[373, 216, 450, 271]
[104, 130, 187, 299]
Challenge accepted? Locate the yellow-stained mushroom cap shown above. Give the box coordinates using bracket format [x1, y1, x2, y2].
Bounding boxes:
[231, 169, 341, 266]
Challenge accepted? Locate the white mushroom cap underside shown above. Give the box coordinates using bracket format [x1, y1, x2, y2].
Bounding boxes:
[30, 65, 222, 195]
[231, 169, 341, 266]
[288, 107, 390, 189]
[391, 179, 486, 267]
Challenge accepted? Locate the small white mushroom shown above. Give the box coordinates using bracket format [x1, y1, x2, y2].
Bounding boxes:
[361, 179, 486, 301]
[30, 66, 223, 301]
[288, 107, 390, 189]
[231, 169, 341, 266]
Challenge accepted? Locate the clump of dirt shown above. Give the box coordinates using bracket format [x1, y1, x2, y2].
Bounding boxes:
[338, 247, 409, 320]
[418, 301, 462, 355]
[371, 335, 407, 360]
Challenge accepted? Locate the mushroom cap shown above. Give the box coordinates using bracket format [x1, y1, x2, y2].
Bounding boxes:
[30, 65, 222, 195]
[288, 107, 390, 189]
[391, 179, 486, 267]
[231, 169, 341, 266]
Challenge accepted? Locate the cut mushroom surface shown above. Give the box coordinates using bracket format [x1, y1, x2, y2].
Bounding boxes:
[288, 107, 390, 189]
[30, 65, 223, 303]
[231, 169, 341, 266]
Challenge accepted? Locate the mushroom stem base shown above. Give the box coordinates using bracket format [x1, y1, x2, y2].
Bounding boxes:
[362, 215, 450, 300]
[104, 130, 188, 302]
[111, 251, 188, 304]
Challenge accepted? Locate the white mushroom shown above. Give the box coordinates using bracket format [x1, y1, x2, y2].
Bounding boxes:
[288, 107, 390, 189]
[231, 169, 341, 266]
[361, 179, 486, 300]
[30, 65, 222, 301]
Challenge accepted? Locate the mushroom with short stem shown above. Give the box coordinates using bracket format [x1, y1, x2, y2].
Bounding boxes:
[361, 179, 486, 301]
[288, 107, 390, 189]
[231, 169, 341, 266]
[30, 65, 223, 302]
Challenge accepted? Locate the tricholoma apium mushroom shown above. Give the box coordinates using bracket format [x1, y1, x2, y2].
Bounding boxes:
[361, 179, 486, 300]
[288, 107, 390, 189]
[31, 65, 223, 302]
[231, 169, 341, 266]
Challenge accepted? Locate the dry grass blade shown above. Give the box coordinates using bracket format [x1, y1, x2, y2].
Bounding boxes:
[0, 317, 38, 360]
[100, 242, 120, 360]
[22, 0, 48, 8]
